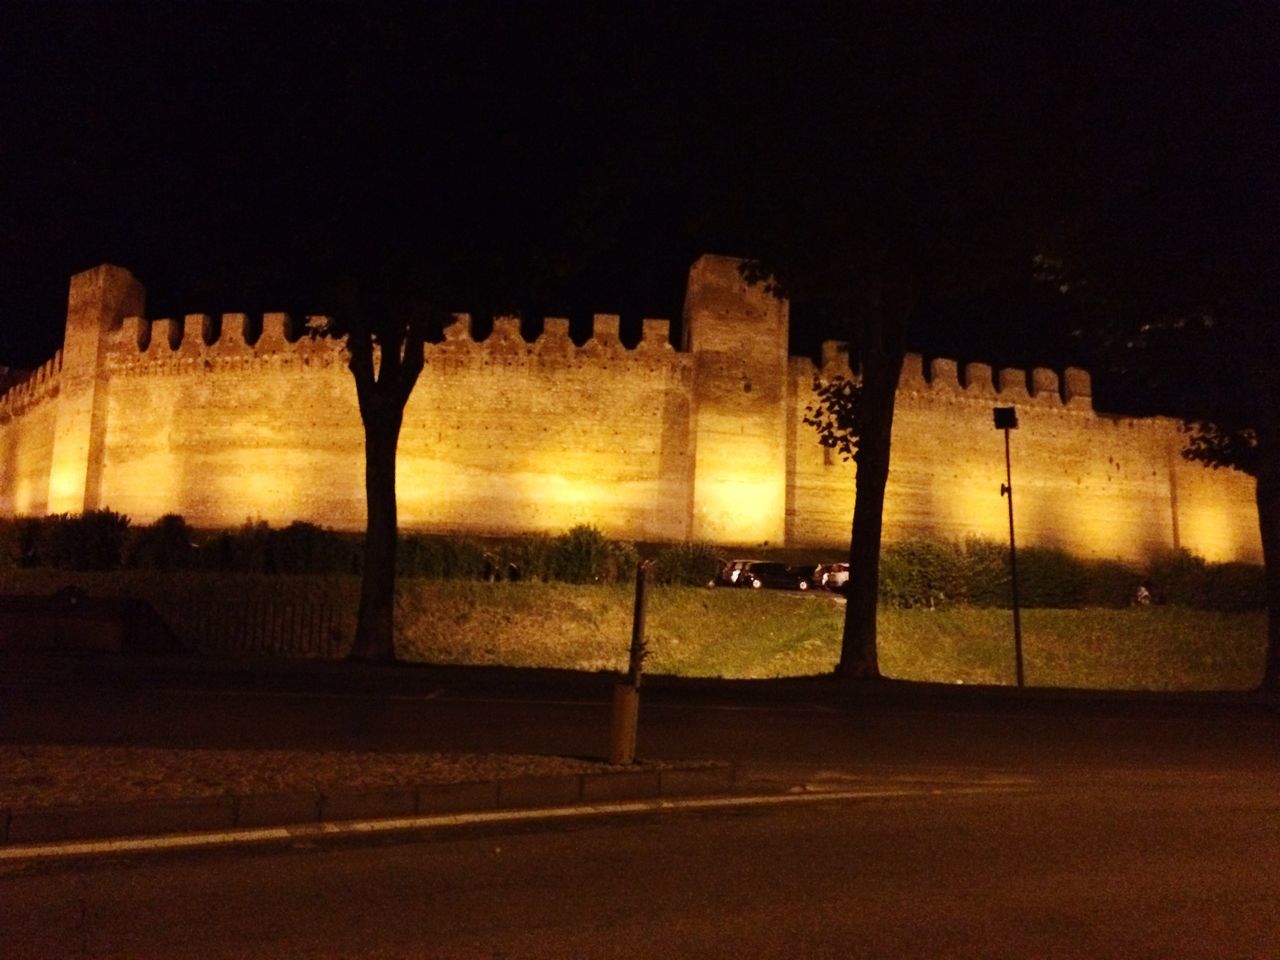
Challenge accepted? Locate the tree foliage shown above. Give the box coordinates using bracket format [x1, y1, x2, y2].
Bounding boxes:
[803, 377, 863, 463]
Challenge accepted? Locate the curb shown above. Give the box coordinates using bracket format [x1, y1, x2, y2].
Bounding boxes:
[0, 764, 736, 847]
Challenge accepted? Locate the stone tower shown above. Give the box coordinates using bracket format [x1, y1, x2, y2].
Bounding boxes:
[47, 264, 146, 513]
[683, 255, 790, 545]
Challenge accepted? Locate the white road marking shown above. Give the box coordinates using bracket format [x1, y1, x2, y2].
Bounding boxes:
[0, 784, 1032, 864]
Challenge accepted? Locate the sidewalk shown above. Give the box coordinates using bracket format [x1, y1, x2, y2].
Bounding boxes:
[2, 648, 1273, 852]
[0, 743, 734, 847]
[0, 652, 738, 849]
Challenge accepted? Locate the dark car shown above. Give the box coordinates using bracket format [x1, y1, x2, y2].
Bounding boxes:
[734, 561, 815, 591]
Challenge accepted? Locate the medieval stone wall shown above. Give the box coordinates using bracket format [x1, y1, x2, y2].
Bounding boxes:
[0, 354, 62, 516]
[0, 257, 1263, 564]
[98, 313, 365, 528]
[86, 294, 693, 540]
[788, 348, 1259, 562]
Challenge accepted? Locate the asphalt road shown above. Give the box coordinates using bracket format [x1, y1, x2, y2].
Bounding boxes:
[5, 681, 1278, 776]
[5, 672, 1279, 956]
[6, 769, 1279, 959]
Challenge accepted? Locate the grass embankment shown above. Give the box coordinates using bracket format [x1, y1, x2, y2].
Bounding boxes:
[0, 571, 1266, 690]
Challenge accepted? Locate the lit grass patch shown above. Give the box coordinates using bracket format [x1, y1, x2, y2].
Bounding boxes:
[0, 571, 1266, 690]
[878, 607, 1266, 690]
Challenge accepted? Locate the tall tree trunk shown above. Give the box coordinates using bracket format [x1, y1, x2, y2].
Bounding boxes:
[837, 290, 909, 681]
[341, 302, 426, 665]
[350, 407, 403, 662]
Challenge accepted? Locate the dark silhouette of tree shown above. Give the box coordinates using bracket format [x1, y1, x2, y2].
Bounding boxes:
[692, 9, 1069, 679]
[316, 278, 428, 662]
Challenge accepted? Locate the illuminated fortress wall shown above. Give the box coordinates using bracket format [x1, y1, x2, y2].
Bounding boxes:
[0, 258, 1263, 564]
[2, 264, 694, 542]
[788, 347, 1261, 563]
[0, 356, 62, 516]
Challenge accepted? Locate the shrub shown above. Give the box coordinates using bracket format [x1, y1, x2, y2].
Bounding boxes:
[397, 534, 488, 579]
[496, 534, 556, 582]
[1017, 547, 1088, 608]
[958, 537, 1011, 607]
[654, 541, 724, 586]
[196, 521, 274, 572]
[1145, 550, 1265, 611]
[0, 517, 41, 568]
[878, 536, 1139, 610]
[40, 510, 131, 570]
[1200, 563, 1266, 611]
[879, 538, 965, 608]
[548, 524, 610, 583]
[125, 514, 196, 571]
[269, 521, 358, 574]
[1147, 549, 1208, 608]
[602, 539, 640, 584]
[1079, 558, 1139, 608]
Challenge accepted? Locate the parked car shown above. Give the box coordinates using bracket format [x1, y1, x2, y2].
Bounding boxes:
[817, 563, 849, 590]
[730, 560, 816, 591]
[715, 559, 764, 587]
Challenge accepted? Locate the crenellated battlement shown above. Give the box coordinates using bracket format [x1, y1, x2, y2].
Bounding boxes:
[0, 257, 1258, 566]
[0, 351, 62, 421]
[813, 343, 1093, 411]
[103, 307, 680, 376]
[108, 311, 346, 372]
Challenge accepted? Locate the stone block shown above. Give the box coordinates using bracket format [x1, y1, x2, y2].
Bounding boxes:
[640, 318, 670, 348]
[496, 775, 582, 809]
[1064, 367, 1092, 408]
[443, 313, 472, 341]
[929, 357, 959, 390]
[1031, 367, 1060, 402]
[490, 315, 522, 345]
[660, 765, 736, 796]
[320, 787, 417, 822]
[581, 770, 661, 803]
[415, 781, 500, 815]
[963, 362, 995, 395]
[899, 353, 925, 387]
[998, 367, 1030, 399]
[117, 316, 149, 352]
[235, 792, 321, 829]
[591, 314, 620, 345]
[6, 797, 235, 844]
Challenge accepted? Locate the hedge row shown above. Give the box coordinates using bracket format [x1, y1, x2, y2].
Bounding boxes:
[0, 513, 645, 585]
[0, 512, 1266, 610]
[878, 537, 1266, 612]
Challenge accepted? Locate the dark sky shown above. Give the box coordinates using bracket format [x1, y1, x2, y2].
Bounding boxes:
[1, 2, 1274, 409]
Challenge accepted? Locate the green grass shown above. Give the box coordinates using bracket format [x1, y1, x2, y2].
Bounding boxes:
[0, 570, 1267, 690]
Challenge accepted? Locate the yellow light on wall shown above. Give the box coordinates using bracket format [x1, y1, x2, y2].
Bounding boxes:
[205, 450, 302, 525]
[46, 464, 86, 513]
[1180, 504, 1244, 563]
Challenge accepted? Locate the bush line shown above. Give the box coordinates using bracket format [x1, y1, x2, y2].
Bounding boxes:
[0, 512, 1264, 611]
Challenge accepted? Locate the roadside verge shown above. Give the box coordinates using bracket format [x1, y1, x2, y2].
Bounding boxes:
[1, 763, 735, 848]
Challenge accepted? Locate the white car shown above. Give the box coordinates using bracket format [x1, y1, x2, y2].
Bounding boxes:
[818, 563, 849, 590]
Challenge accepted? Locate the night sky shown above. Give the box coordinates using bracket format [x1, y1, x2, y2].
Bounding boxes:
[2, 2, 1274, 412]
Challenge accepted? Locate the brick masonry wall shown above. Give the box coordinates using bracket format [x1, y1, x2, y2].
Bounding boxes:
[787, 352, 1262, 563]
[0, 258, 1263, 564]
[0, 365, 60, 516]
[91, 310, 692, 540]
